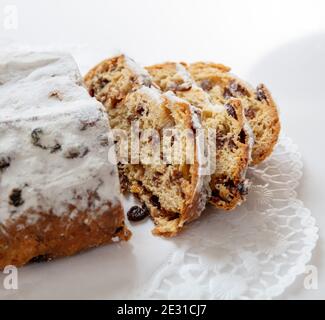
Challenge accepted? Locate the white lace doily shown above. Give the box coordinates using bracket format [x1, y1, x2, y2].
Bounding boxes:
[137, 135, 318, 300]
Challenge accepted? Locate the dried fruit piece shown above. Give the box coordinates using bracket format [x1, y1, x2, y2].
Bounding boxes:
[228, 139, 237, 151]
[0, 156, 11, 172]
[99, 134, 109, 147]
[79, 119, 99, 131]
[245, 108, 256, 119]
[29, 255, 51, 263]
[225, 103, 237, 119]
[136, 104, 145, 115]
[200, 79, 213, 91]
[127, 205, 149, 222]
[50, 144, 62, 153]
[49, 90, 63, 100]
[150, 195, 161, 209]
[64, 146, 89, 159]
[31, 128, 43, 147]
[9, 188, 24, 207]
[239, 129, 246, 144]
[31, 128, 61, 153]
[256, 85, 267, 101]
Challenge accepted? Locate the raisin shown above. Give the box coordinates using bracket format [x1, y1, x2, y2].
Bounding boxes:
[238, 182, 249, 195]
[211, 189, 221, 200]
[127, 115, 135, 124]
[119, 173, 129, 192]
[200, 79, 213, 91]
[228, 139, 237, 151]
[150, 195, 161, 209]
[136, 104, 145, 115]
[223, 87, 232, 99]
[31, 128, 43, 147]
[215, 132, 226, 149]
[225, 103, 237, 119]
[245, 108, 256, 119]
[211, 188, 229, 202]
[239, 129, 246, 144]
[64, 146, 89, 159]
[224, 179, 236, 189]
[99, 78, 109, 88]
[9, 188, 24, 207]
[99, 135, 109, 147]
[172, 170, 183, 180]
[29, 255, 51, 263]
[0, 156, 11, 172]
[170, 136, 175, 147]
[50, 143, 62, 153]
[49, 90, 63, 100]
[256, 85, 267, 101]
[114, 226, 124, 234]
[31, 128, 61, 153]
[224, 80, 250, 98]
[89, 88, 95, 97]
[127, 205, 149, 222]
[152, 172, 162, 184]
[79, 119, 98, 131]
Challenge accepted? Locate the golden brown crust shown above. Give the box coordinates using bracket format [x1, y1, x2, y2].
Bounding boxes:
[0, 203, 131, 269]
[188, 62, 281, 166]
[249, 84, 281, 164]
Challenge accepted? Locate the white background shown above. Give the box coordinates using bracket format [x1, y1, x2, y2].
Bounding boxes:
[0, 0, 324, 299]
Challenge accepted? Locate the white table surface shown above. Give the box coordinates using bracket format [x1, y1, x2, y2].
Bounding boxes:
[0, 0, 324, 300]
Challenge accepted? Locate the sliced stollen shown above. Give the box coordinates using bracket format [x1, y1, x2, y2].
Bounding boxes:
[146, 62, 252, 210]
[188, 62, 280, 165]
[84, 55, 208, 236]
[0, 52, 131, 268]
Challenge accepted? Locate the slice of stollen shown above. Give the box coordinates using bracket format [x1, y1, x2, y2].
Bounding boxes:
[146, 62, 252, 210]
[188, 62, 280, 165]
[85, 55, 208, 236]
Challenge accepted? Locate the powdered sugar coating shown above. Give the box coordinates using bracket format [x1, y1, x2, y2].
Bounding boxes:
[173, 63, 225, 113]
[137, 85, 163, 104]
[124, 56, 151, 84]
[0, 52, 122, 224]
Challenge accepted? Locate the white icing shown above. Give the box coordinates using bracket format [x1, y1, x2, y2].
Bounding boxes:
[188, 84, 224, 114]
[163, 90, 188, 104]
[168, 63, 224, 113]
[137, 85, 163, 104]
[174, 63, 193, 88]
[243, 116, 255, 165]
[189, 106, 202, 130]
[204, 102, 225, 113]
[0, 52, 122, 224]
[124, 55, 151, 84]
